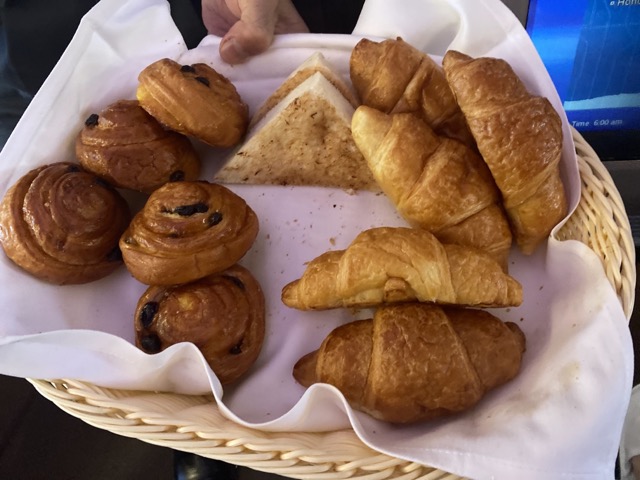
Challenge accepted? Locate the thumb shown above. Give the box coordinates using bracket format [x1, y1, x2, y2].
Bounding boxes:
[219, 0, 280, 64]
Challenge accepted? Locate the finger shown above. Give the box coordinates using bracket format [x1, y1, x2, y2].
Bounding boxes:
[274, 0, 309, 34]
[219, 0, 280, 64]
[201, 0, 238, 36]
[219, 21, 272, 64]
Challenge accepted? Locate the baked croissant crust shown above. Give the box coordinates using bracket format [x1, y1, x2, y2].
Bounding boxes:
[281, 227, 522, 310]
[75, 99, 201, 194]
[294, 303, 526, 423]
[0, 162, 130, 284]
[137, 58, 248, 148]
[120, 180, 258, 285]
[135, 264, 265, 384]
[350, 37, 474, 147]
[442, 50, 568, 254]
[352, 106, 512, 268]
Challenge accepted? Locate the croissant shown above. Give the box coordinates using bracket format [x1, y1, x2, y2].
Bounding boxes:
[281, 227, 522, 310]
[350, 37, 475, 147]
[135, 264, 265, 384]
[120, 180, 258, 285]
[0, 162, 130, 284]
[137, 58, 248, 148]
[294, 303, 526, 423]
[75, 99, 201, 194]
[442, 50, 568, 254]
[352, 106, 512, 268]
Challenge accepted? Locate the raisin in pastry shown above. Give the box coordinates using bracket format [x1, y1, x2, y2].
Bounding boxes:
[120, 180, 258, 285]
[76, 99, 201, 194]
[135, 264, 265, 384]
[0, 162, 130, 284]
[137, 59, 248, 148]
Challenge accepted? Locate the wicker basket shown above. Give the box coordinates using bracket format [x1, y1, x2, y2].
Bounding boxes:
[27, 127, 636, 480]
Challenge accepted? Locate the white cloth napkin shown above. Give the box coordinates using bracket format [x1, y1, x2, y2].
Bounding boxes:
[0, 1, 633, 479]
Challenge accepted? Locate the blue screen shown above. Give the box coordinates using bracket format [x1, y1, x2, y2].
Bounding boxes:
[526, 0, 640, 132]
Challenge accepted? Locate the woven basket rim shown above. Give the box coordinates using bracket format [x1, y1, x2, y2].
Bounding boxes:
[554, 127, 636, 318]
[27, 127, 636, 480]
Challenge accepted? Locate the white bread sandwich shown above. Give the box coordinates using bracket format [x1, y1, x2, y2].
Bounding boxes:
[249, 52, 359, 129]
[214, 69, 379, 192]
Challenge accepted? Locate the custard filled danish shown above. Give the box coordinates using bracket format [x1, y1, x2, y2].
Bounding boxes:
[120, 180, 258, 285]
[0, 162, 131, 284]
[134, 264, 265, 384]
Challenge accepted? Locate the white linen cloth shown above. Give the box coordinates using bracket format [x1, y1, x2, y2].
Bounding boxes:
[0, 0, 633, 479]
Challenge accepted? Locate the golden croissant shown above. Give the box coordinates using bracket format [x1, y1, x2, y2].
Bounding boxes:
[351, 106, 512, 268]
[281, 227, 522, 310]
[442, 50, 568, 254]
[294, 303, 526, 423]
[350, 37, 475, 147]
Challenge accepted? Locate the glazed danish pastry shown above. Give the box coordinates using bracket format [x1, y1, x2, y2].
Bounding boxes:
[75, 99, 201, 194]
[137, 58, 248, 148]
[135, 265, 265, 384]
[0, 162, 131, 284]
[120, 180, 259, 285]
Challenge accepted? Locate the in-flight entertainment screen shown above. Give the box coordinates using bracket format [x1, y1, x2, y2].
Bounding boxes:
[525, 0, 640, 159]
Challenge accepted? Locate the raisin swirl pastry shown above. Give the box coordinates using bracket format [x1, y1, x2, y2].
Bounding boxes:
[0, 162, 131, 284]
[75, 99, 201, 194]
[120, 180, 259, 285]
[137, 58, 248, 148]
[134, 264, 265, 384]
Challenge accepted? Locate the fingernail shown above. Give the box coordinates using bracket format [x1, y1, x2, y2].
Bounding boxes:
[220, 37, 247, 65]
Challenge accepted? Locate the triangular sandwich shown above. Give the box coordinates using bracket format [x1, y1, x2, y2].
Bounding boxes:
[214, 71, 379, 191]
[249, 52, 359, 129]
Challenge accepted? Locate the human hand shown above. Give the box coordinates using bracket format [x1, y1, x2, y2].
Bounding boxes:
[201, 0, 309, 64]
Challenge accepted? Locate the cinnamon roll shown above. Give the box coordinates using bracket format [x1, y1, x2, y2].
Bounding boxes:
[0, 162, 131, 284]
[134, 264, 265, 384]
[120, 180, 259, 285]
[75, 99, 201, 194]
[137, 58, 248, 148]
